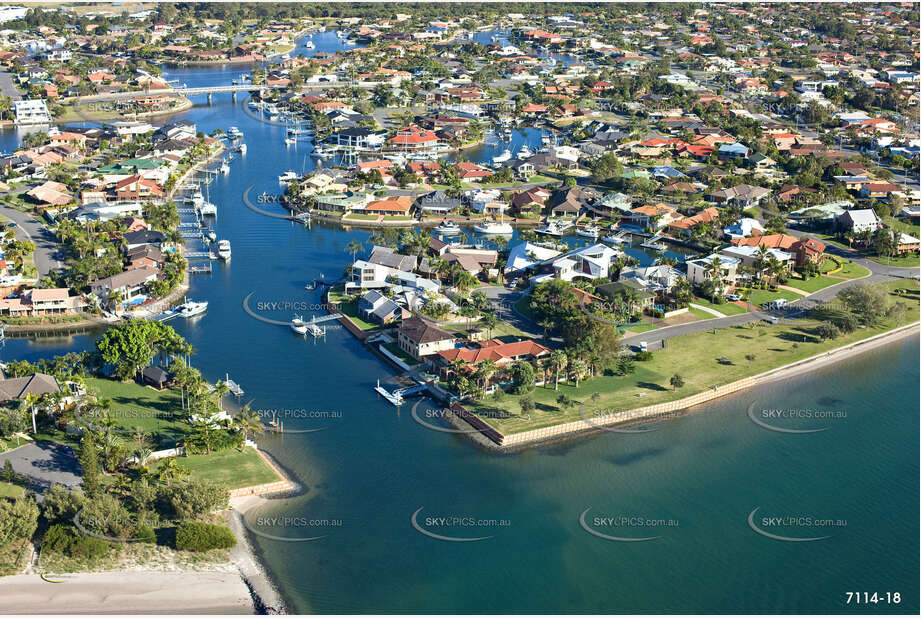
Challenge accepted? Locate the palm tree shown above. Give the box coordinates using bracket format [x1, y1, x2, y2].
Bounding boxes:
[156, 457, 189, 486]
[753, 244, 772, 281]
[345, 240, 364, 262]
[706, 257, 724, 302]
[236, 404, 265, 449]
[569, 359, 588, 387]
[479, 311, 499, 339]
[550, 350, 568, 391]
[475, 359, 498, 392]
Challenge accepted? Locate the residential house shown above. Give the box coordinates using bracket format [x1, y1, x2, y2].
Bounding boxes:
[358, 290, 409, 324]
[836, 209, 881, 234]
[686, 253, 740, 290]
[731, 234, 826, 267]
[89, 267, 159, 306]
[397, 316, 456, 359]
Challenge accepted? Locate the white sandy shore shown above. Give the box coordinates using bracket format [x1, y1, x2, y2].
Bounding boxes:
[0, 571, 253, 614]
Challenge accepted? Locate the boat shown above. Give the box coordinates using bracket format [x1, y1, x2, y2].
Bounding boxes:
[601, 233, 629, 244]
[374, 379, 404, 406]
[577, 224, 600, 238]
[517, 145, 533, 158]
[344, 39, 355, 45]
[535, 219, 574, 237]
[196, 200, 217, 216]
[290, 315, 309, 335]
[434, 220, 461, 235]
[227, 126, 243, 139]
[217, 240, 231, 260]
[219, 161, 230, 175]
[474, 219, 513, 235]
[305, 40, 316, 49]
[492, 148, 512, 164]
[207, 230, 217, 242]
[278, 170, 299, 183]
[237, 143, 247, 155]
[285, 137, 296, 146]
[178, 300, 208, 318]
[247, 100, 261, 111]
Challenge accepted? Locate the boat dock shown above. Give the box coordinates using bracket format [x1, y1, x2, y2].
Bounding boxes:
[640, 234, 667, 250]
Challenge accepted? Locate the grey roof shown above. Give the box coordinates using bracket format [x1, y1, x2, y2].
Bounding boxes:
[0, 373, 60, 402]
[368, 246, 417, 271]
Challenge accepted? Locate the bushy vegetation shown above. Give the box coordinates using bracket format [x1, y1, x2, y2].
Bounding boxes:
[174, 521, 236, 552]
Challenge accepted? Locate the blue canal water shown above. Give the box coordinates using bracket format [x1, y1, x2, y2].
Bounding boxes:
[0, 30, 917, 614]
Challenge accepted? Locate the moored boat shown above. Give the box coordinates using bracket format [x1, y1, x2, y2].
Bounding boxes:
[217, 239, 232, 260]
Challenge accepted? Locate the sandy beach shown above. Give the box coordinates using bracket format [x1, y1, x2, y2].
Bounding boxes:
[0, 571, 253, 614]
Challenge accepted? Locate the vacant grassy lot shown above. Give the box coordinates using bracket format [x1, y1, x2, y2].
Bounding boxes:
[692, 296, 749, 315]
[745, 288, 803, 307]
[467, 282, 918, 435]
[83, 377, 189, 447]
[784, 275, 843, 294]
[151, 447, 279, 489]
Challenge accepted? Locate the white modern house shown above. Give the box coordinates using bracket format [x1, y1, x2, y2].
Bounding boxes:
[686, 253, 741, 288]
[14, 99, 52, 125]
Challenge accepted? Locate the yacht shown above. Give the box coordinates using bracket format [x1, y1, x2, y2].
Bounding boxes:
[178, 300, 208, 318]
[237, 143, 247, 155]
[195, 197, 217, 217]
[278, 170, 299, 183]
[344, 39, 355, 45]
[285, 136, 296, 146]
[290, 315, 309, 335]
[305, 40, 316, 49]
[219, 161, 230, 175]
[535, 219, 573, 237]
[434, 220, 461, 235]
[517, 145, 533, 158]
[492, 148, 512, 164]
[577, 224, 600, 239]
[474, 219, 514, 235]
[601, 233, 629, 245]
[227, 126, 243, 139]
[217, 240, 232, 260]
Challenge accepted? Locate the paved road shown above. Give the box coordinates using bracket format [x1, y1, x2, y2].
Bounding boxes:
[0, 69, 21, 101]
[0, 441, 82, 494]
[0, 201, 61, 277]
[481, 284, 547, 339]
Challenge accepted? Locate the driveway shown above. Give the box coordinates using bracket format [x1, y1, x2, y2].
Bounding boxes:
[0, 69, 21, 101]
[0, 201, 62, 278]
[0, 441, 82, 494]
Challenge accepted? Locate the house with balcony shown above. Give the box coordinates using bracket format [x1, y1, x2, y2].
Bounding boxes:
[686, 253, 740, 289]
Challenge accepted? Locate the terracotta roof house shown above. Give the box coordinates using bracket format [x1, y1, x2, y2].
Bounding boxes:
[667, 206, 720, 237]
[731, 234, 826, 266]
[397, 316, 456, 359]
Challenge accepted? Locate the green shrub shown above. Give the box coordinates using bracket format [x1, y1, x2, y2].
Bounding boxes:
[634, 351, 653, 362]
[133, 525, 156, 544]
[42, 523, 111, 558]
[174, 521, 236, 552]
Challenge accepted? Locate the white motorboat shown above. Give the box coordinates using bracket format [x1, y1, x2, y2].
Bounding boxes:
[517, 145, 533, 158]
[492, 148, 512, 164]
[285, 137, 296, 146]
[278, 170, 299, 183]
[178, 300, 208, 318]
[601, 233, 629, 244]
[474, 220, 513, 235]
[227, 126, 243, 139]
[434, 220, 461, 235]
[374, 379, 404, 406]
[577, 224, 600, 238]
[247, 100, 261, 110]
[219, 161, 230, 174]
[196, 200, 217, 216]
[207, 230, 217, 242]
[217, 239, 231, 260]
[291, 315, 309, 335]
[237, 143, 247, 155]
[535, 220, 573, 236]
[305, 40, 316, 49]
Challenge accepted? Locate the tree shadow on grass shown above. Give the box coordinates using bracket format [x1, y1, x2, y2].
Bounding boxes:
[777, 328, 819, 344]
[636, 381, 668, 392]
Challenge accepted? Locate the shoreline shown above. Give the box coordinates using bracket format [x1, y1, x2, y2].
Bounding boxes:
[450, 321, 921, 449]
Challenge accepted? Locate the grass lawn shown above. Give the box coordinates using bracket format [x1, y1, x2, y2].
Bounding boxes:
[151, 447, 279, 489]
[784, 275, 843, 294]
[882, 216, 920, 237]
[0, 481, 25, 499]
[745, 288, 803, 308]
[688, 307, 717, 320]
[467, 299, 917, 435]
[382, 341, 420, 366]
[869, 253, 920, 268]
[622, 322, 660, 335]
[821, 257, 871, 279]
[342, 213, 380, 221]
[527, 175, 556, 183]
[483, 319, 532, 339]
[83, 377, 189, 447]
[513, 295, 536, 321]
[339, 300, 382, 332]
[691, 296, 749, 316]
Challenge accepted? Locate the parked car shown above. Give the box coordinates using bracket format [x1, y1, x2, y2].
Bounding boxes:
[764, 298, 788, 310]
[639, 341, 649, 352]
[725, 293, 741, 301]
